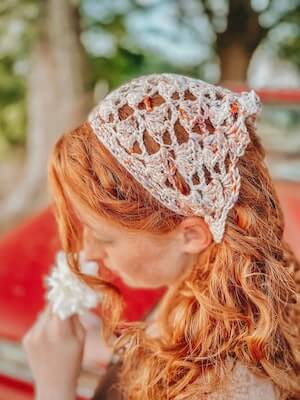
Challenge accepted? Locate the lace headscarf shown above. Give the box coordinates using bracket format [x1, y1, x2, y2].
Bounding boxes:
[88, 73, 261, 243]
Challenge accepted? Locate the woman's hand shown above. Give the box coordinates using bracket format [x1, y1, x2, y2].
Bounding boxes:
[22, 303, 86, 400]
[80, 311, 115, 372]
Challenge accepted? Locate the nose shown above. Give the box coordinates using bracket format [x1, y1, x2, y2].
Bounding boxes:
[83, 227, 107, 262]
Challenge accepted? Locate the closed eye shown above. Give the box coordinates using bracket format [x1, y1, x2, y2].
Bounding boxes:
[97, 239, 113, 244]
[93, 233, 113, 244]
[84, 224, 113, 244]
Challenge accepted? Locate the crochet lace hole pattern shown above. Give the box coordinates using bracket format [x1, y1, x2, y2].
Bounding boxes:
[173, 170, 191, 196]
[165, 178, 174, 190]
[184, 89, 197, 101]
[152, 93, 166, 107]
[203, 165, 212, 185]
[192, 123, 204, 135]
[138, 93, 165, 111]
[118, 104, 134, 120]
[192, 172, 200, 185]
[216, 91, 224, 101]
[224, 154, 231, 173]
[174, 120, 189, 145]
[171, 91, 180, 100]
[214, 163, 221, 174]
[204, 117, 215, 133]
[131, 141, 142, 154]
[169, 149, 176, 159]
[143, 130, 161, 155]
[162, 130, 172, 145]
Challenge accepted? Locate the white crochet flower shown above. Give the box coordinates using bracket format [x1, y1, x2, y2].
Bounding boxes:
[44, 250, 101, 320]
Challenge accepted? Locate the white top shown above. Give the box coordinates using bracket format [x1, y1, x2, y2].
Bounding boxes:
[145, 306, 279, 400]
[207, 360, 278, 400]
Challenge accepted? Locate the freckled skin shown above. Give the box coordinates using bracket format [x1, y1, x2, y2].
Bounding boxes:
[71, 198, 212, 289]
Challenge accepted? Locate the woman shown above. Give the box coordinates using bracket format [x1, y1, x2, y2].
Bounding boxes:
[23, 73, 300, 399]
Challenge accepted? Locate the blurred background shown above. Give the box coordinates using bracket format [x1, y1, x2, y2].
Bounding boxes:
[0, 1, 299, 399]
[0, 0, 300, 233]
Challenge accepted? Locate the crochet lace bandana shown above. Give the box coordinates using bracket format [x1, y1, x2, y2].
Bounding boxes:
[88, 73, 261, 243]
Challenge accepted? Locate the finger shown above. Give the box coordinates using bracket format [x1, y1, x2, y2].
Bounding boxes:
[71, 314, 85, 337]
[50, 310, 74, 336]
[70, 314, 86, 340]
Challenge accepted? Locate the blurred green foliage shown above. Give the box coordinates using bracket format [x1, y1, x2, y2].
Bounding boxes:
[0, 0, 299, 159]
[0, 0, 36, 159]
[0, 56, 26, 158]
[278, 8, 300, 69]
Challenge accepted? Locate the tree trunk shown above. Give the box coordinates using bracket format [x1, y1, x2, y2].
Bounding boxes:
[217, 0, 265, 85]
[0, 0, 92, 229]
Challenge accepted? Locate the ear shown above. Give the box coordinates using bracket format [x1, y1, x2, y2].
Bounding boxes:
[177, 217, 212, 254]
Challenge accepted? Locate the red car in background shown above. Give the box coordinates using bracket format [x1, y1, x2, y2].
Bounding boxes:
[0, 88, 299, 400]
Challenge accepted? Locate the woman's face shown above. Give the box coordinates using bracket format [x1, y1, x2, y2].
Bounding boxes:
[70, 199, 212, 289]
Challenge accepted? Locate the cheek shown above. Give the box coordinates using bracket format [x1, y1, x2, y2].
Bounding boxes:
[107, 241, 143, 275]
[132, 243, 174, 282]
[143, 241, 185, 284]
[105, 237, 182, 288]
[107, 240, 155, 280]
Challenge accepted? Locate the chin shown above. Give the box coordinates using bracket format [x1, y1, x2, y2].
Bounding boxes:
[120, 275, 141, 288]
[122, 275, 164, 289]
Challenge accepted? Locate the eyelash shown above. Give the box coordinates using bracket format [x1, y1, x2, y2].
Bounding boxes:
[94, 235, 112, 244]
